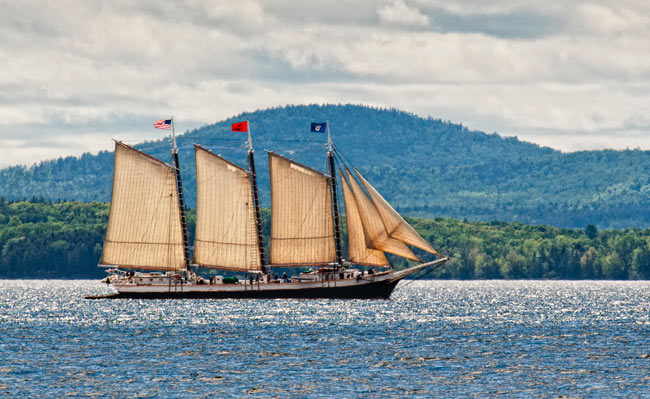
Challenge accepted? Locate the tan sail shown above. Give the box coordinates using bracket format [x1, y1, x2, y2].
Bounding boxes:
[355, 169, 442, 257]
[268, 152, 336, 265]
[344, 168, 420, 262]
[101, 141, 185, 270]
[339, 171, 390, 267]
[193, 145, 261, 271]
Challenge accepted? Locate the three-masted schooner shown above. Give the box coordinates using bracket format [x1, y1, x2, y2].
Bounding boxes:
[88, 119, 447, 299]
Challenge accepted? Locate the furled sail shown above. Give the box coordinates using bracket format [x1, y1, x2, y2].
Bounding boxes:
[268, 152, 336, 265]
[193, 145, 261, 271]
[354, 169, 442, 257]
[344, 168, 420, 262]
[339, 171, 390, 267]
[101, 141, 185, 270]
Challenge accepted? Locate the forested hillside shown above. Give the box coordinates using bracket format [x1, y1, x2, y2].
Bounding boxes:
[0, 200, 108, 278]
[2, 200, 650, 280]
[2, 104, 650, 228]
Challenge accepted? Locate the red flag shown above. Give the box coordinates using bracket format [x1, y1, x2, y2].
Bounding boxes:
[232, 121, 248, 132]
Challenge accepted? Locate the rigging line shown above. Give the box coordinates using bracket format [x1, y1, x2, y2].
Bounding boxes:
[332, 153, 347, 173]
[186, 138, 324, 143]
[332, 147, 390, 205]
[332, 146, 362, 180]
[331, 143, 359, 171]
[128, 140, 327, 157]
[331, 156, 347, 209]
[118, 139, 171, 144]
[332, 151, 362, 191]
[126, 143, 175, 154]
[322, 157, 330, 176]
[274, 144, 327, 155]
[394, 262, 447, 291]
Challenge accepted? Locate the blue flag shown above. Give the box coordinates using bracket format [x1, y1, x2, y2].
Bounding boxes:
[311, 122, 327, 133]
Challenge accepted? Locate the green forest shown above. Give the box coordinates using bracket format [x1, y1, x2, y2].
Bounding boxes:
[4, 104, 650, 229]
[2, 199, 650, 280]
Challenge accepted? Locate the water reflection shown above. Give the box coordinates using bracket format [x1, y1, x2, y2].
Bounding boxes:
[0, 280, 649, 398]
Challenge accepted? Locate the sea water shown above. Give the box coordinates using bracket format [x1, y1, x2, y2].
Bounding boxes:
[0, 280, 649, 398]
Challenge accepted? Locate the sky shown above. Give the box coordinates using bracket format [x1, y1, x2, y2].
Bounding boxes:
[1, 0, 650, 167]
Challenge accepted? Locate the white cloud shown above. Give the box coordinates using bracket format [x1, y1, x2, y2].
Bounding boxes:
[571, 3, 650, 36]
[378, 0, 429, 27]
[1, 0, 649, 166]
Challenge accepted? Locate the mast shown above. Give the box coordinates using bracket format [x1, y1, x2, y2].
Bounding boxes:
[170, 117, 191, 271]
[246, 121, 268, 275]
[327, 120, 344, 267]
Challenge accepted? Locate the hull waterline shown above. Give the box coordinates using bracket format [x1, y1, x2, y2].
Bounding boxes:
[86, 258, 448, 300]
[87, 279, 400, 300]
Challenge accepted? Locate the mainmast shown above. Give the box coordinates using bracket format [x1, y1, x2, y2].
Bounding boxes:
[170, 117, 191, 271]
[326, 121, 344, 267]
[246, 121, 268, 275]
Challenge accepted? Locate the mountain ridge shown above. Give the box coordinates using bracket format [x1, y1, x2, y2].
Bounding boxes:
[1, 104, 649, 229]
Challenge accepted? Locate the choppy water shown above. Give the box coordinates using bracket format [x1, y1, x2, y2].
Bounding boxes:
[1, 280, 649, 398]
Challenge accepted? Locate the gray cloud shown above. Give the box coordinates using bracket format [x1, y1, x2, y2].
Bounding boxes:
[0, 0, 648, 167]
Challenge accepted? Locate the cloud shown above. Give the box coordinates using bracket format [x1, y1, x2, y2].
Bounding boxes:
[378, 0, 429, 27]
[571, 3, 650, 36]
[0, 0, 649, 166]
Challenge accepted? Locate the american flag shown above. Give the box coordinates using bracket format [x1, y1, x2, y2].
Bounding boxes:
[154, 119, 172, 130]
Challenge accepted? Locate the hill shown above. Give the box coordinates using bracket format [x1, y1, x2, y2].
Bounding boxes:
[2, 104, 650, 229]
[1, 200, 649, 279]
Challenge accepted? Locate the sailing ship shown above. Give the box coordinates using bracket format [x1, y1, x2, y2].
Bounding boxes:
[88, 119, 447, 299]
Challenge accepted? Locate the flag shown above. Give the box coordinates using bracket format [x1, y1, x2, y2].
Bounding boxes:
[232, 121, 248, 132]
[311, 122, 327, 133]
[154, 119, 171, 130]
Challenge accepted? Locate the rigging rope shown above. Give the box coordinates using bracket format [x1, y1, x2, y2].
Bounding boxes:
[197, 138, 324, 144]
[394, 261, 447, 291]
[332, 143, 361, 173]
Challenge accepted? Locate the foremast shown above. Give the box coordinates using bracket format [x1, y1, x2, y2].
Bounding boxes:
[170, 117, 192, 271]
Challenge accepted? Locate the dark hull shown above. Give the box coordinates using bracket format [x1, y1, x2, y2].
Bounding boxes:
[87, 279, 400, 300]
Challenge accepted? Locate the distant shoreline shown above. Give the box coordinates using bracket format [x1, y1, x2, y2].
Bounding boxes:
[2, 200, 650, 281]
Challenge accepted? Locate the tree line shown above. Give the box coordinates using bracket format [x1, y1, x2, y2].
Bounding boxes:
[1, 198, 650, 279]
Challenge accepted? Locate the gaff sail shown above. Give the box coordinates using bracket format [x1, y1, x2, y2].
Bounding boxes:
[268, 152, 336, 266]
[101, 141, 185, 271]
[193, 145, 261, 271]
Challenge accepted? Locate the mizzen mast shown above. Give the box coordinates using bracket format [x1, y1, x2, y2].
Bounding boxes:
[326, 121, 344, 267]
